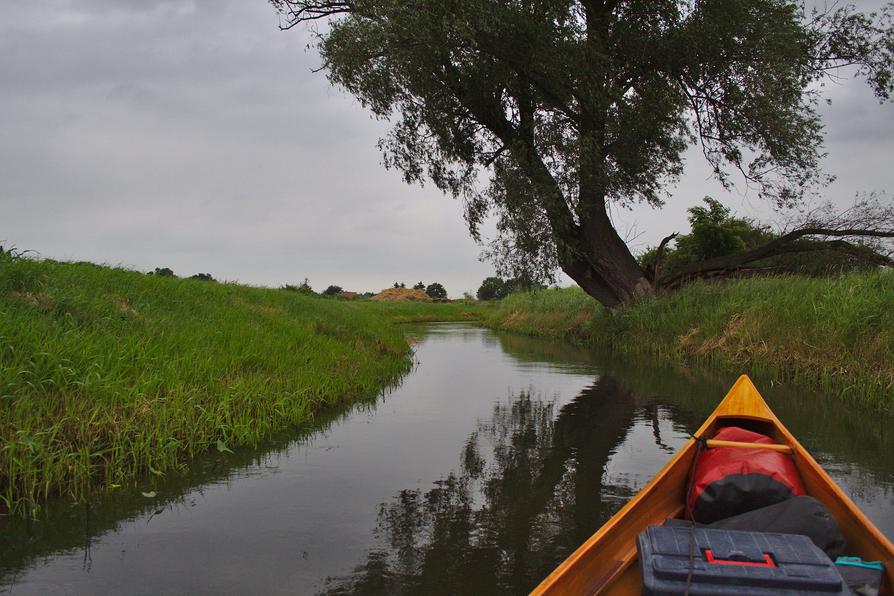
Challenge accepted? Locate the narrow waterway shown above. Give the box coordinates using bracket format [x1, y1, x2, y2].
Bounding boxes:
[1, 323, 892, 595]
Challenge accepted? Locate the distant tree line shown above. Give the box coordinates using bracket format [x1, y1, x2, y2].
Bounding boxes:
[476, 276, 544, 301]
[282, 278, 315, 294]
[282, 278, 449, 299]
[147, 268, 216, 281]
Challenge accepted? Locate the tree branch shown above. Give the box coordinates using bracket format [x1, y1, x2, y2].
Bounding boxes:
[271, 0, 354, 29]
[657, 229, 894, 289]
[647, 232, 678, 283]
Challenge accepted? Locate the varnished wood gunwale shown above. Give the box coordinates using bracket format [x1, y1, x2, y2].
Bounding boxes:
[531, 374, 894, 595]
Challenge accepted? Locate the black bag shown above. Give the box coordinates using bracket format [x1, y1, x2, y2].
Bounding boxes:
[665, 495, 847, 558]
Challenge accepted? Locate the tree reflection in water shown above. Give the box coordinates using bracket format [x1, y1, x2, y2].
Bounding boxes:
[322, 375, 642, 595]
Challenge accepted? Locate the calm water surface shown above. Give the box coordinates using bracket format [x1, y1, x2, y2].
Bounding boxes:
[1, 324, 892, 595]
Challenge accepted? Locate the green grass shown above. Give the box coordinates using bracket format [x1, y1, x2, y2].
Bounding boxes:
[481, 286, 601, 341]
[0, 254, 481, 515]
[485, 273, 894, 409]
[347, 299, 489, 323]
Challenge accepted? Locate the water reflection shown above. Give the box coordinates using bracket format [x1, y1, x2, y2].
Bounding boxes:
[321, 376, 691, 595]
[498, 327, 894, 490]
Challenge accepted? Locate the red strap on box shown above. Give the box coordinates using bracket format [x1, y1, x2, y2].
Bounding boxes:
[704, 550, 776, 567]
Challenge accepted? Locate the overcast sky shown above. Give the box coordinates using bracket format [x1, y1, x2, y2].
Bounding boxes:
[2, 1, 893, 296]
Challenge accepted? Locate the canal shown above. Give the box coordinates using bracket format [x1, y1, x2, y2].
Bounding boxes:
[1, 323, 892, 594]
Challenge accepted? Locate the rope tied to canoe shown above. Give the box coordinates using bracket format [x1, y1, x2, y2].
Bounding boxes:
[683, 434, 707, 596]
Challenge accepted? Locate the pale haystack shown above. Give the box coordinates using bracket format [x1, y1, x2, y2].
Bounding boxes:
[371, 288, 432, 302]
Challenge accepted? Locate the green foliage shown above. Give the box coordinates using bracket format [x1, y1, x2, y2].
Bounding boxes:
[678, 198, 750, 261]
[189, 273, 216, 282]
[476, 275, 544, 300]
[323, 285, 343, 296]
[424, 282, 447, 300]
[413, 281, 426, 291]
[640, 197, 765, 274]
[477, 277, 508, 301]
[282, 278, 314, 294]
[504, 275, 547, 295]
[640, 197, 887, 278]
[150, 267, 174, 277]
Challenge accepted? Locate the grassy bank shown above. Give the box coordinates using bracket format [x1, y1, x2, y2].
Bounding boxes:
[0, 255, 479, 515]
[484, 273, 894, 409]
[348, 298, 487, 323]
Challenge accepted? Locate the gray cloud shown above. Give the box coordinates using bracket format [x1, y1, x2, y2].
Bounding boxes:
[2, 0, 893, 295]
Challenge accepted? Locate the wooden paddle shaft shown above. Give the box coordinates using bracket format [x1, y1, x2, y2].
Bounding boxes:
[706, 439, 792, 454]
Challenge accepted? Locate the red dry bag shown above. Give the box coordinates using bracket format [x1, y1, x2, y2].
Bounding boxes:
[688, 426, 805, 524]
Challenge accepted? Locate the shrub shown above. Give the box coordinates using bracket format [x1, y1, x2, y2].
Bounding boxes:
[477, 277, 507, 300]
[282, 278, 314, 294]
[425, 282, 447, 299]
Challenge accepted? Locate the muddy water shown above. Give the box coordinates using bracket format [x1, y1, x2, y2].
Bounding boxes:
[1, 323, 891, 595]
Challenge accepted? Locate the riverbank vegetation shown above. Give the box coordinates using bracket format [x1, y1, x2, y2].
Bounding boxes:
[484, 273, 894, 409]
[0, 254, 479, 515]
[4, 246, 890, 518]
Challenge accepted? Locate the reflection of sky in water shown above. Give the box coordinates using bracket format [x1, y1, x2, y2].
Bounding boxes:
[1, 323, 891, 596]
[814, 456, 894, 535]
[602, 407, 691, 501]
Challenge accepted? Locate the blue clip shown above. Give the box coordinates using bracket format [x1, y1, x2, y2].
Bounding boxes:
[835, 556, 883, 571]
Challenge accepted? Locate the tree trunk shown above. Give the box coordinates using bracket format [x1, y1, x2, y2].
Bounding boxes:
[566, 8, 654, 310]
[563, 208, 653, 309]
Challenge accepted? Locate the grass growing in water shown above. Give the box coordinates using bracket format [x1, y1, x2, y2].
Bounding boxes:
[485, 274, 894, 409]
[0, 255, 479, 515]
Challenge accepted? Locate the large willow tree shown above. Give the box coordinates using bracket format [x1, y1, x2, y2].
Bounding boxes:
[274, 0, 894, 307]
